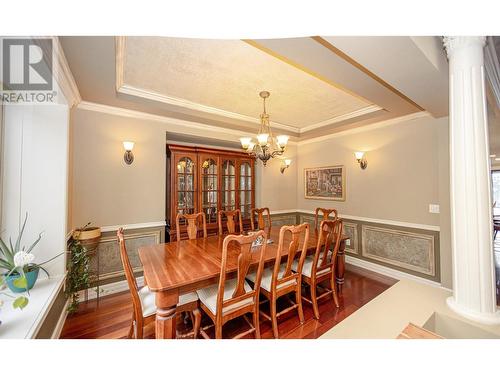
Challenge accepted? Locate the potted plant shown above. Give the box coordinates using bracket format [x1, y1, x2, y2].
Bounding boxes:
[66, 222, 101, 313]
[0, 214, 61, 293]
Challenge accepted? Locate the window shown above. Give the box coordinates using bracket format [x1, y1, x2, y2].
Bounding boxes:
[492, 171, 500, 216]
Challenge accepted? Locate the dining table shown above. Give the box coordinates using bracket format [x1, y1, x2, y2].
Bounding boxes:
[138, 226, 349, 339]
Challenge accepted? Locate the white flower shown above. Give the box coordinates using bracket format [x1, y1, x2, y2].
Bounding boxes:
[13, 251, 35, 268]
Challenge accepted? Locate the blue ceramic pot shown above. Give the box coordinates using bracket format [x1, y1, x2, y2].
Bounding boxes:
[5, 267, 39, 293]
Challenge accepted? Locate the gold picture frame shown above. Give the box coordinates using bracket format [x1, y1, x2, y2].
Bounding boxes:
[304, 165, 346, 201]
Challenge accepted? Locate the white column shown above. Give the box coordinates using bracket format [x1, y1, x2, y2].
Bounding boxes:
[444, 36, 500, 324]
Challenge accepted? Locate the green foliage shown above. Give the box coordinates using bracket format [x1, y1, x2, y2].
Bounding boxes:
[65, 227, 92, 313]
[12, 296, 28, 309]
[0, 213, 42, 274]
[0, 275, 29, 310]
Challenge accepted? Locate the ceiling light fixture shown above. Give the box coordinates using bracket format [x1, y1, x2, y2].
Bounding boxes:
[240, 91, 288, 166]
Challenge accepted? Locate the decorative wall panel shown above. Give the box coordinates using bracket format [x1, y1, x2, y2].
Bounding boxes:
[361, 225, 435, 276]
[270, 213, 297, 227]
[89, 228, 162, 281]
[343, 222, 358, 254]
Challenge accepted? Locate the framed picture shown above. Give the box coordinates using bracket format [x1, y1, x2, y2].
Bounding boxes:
[304, 165, 345, 201]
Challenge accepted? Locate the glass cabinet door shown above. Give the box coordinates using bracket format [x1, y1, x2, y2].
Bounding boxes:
[176, 156, 195, 217]
[239, 161, 252, 219]
[200, 157, 218, 223]
[221, 159, 236, 211]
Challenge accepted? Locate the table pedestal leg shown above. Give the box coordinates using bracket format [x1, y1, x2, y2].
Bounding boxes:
[335, 241, 346, 294]
[155, 291, 178, 339]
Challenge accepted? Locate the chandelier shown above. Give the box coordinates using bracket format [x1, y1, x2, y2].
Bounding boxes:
[239, 91, 289, 166]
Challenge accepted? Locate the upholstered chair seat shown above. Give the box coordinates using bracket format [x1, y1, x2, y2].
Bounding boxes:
[117, 227, 201, 339]
[197, 278, 253, 315]
[139, 286, 199, 318]
[197, 230, 268, 339]
[246, 264, 297, 292]
[291, 251, 332, 278]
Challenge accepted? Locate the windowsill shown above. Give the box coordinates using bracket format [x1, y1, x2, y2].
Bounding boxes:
[0, 275, 65, 339]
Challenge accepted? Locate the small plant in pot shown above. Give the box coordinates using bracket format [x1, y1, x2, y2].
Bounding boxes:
[66, 222, 101, 313]
[0, 214, 61, 294]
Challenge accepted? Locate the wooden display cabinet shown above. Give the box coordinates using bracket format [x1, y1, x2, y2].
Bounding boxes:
[166, 144, 255, 241]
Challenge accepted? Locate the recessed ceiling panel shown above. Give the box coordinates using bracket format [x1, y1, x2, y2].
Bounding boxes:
[122, 37, 373, 129]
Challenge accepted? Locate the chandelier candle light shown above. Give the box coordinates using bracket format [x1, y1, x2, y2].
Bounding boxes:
[240, 91, 289, 166]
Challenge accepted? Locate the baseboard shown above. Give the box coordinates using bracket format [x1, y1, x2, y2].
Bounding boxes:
[345, 255, 443, 289]
[78, 276, 144, 301]
[51, 299, 70, 339]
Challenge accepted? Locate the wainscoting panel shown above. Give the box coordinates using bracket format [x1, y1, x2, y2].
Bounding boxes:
[89, 226, 164, 283]
[361, 225, 435, 276]
[343, 222, 359, 255]
[296, 211, 439, 282]
[298, 213, 315, 228]
[270, 212, 298, 227]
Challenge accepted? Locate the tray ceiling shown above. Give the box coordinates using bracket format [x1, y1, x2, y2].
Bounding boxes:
[120, 37, 376, 130]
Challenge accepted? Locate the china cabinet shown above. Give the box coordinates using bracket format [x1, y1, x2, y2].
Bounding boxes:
[166, 144, 255, 241]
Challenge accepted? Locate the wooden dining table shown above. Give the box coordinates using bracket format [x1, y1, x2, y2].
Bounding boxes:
[138, 226, 349, 339]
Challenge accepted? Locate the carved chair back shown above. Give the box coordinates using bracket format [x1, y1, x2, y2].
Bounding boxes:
[311, 219, 343, 279]
[251, 207, 272, 236]
[218, 209, 243, 235]
[176, 212, 207, 240]
[272, 223, 310, 293]
[216, 230, 268, 317]
[314, 207, 338, 231]
[117, 228, 143, 323]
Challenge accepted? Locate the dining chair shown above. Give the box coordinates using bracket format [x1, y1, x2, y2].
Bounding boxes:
[293, 219, 343, 319]
[314, 207, 338, 231]
[196, 230, 268, 339]
[246, 223, 310, 338]
[117, 228, 201, 339]
[251, 207, 272, 237]
[218, 209, 243, 235]
[176, 212, 207, 240]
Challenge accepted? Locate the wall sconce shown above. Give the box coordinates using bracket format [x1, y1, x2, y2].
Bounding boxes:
[280, 159, 292, 174]
[354, 151, 367, 169]
[123, 141, 135, 165]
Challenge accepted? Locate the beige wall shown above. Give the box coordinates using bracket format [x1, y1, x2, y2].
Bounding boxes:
[296, 115, 447, 226]
[70, 107, 297, 228]
[70, 107, 452, 287]
[295, 114, 451, 287]
[255, 144, 297, 211]
[71, 108, 166, 227]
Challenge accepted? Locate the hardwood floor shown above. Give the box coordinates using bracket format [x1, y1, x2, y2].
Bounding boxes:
[60, 264, 396, 339]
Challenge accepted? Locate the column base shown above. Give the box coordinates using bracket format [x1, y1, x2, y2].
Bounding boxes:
[446, 297, 500, 325]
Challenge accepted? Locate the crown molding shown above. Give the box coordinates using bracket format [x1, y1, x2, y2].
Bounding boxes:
[118, 84, 300, 133]
[77, 100, 258, 137]
[53, 37, 81, 108]
[77, 101, 429, 147]
[114, 37, 387, 136]
[485, 36, 500, 109]
[300, 104, 382, 133]
[27, 36, 81, 107]
[297, 111, 430, 145]
[114, 39, 298, 134]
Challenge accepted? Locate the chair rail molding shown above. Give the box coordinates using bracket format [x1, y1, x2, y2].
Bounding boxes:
[295, 209, 440, 232]
[100, 220, 166, 233]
